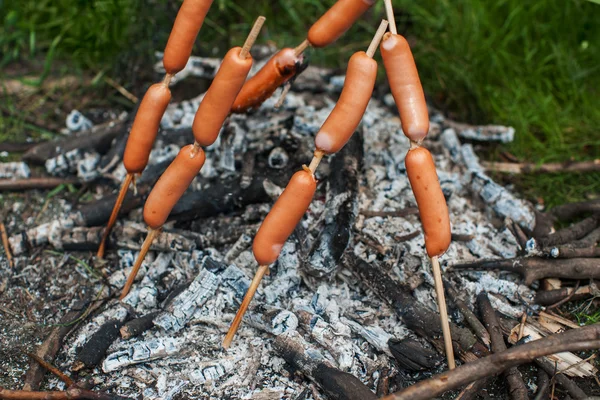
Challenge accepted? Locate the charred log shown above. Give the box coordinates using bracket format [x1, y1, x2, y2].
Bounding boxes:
[343, 254, 476, 353]
[305, 131, 362, 277]
[273, 331, 378, 400]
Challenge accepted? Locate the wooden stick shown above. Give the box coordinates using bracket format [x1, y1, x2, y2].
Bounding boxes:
[0, 222, 13, 268]
[366, 20, 389, 58]
[482, 159, 600, 174]
[274, 84, 292, 108]
[223, 264, 269, 349]
[119, 228, 160, 300]
[27, 353, 74, 387]
[162, 73, 174, 87]
[103, 76, 139, 104]
[97, 173, 134, 259]
[0, 177, 77, 191]
[383, 0, 397, 35]
[382, 324, 600, 400]
[307, 150, 324, 174]
[240, 16, 266, 59]
[431, 256, 456, 369]
[294, 39, 310, 56]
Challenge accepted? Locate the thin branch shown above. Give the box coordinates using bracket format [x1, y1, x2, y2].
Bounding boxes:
[382, 323, 599, 400]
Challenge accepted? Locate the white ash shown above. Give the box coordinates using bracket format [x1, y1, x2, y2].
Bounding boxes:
[262, 241, 301, 305]
[66, 109, 93, 132]
[113, 144, 180, 182]
[221, 264, 250, 302]
[153, 268, 221, 333]
[102, 337, 181, 372]
[343, 318, 395, 357]
[0, 161, 30, 179]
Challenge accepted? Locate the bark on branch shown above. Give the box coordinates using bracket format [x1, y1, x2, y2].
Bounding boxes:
[382, 323, 599, 400]
[451, 257, 600, 286]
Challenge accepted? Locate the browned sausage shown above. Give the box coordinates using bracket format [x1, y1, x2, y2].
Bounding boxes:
[231, 48, 302, 113]
[123, 83, 172, 173]
[405, 146, 451, 257]
[193, 46, 253, 146]
[314, 51, 377, 154]
[163, 0, 214, 75]
[143, 145, 206, 229]
[307, 0, 375, 48]
[381, 33, 429, 142]
[252, 170, 317, 265]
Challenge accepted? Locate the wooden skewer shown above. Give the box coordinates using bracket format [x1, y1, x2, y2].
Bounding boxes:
[366, 20, 389, 58]
[294, 39, 311, 56]
[163, 73, 174, 86]
[97, 173, 134, 259]
[223, 264, 269, 349]
[383, 0, 398, 35]
[240, 16, 266, 60]
[307, 150, 324, 174]
[431, 255, 456, 369]
[0, 221, 13, 268]
[119, 228, 160, 300]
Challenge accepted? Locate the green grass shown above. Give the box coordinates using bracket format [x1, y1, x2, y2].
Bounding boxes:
[0, 0, 599, 206]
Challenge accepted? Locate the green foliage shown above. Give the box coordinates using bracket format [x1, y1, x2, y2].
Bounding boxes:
[1, 0, 598, 204]
[396, 0, 600, 166]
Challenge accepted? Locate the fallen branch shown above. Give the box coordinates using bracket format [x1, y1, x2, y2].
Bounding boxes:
[541, 215, 599, 247]
[0, 387, 132, 400]
[22, 117, 127, 165]
[23, 301, 90, 391]
[550, 199, 600, 221]
[535, 359, 587, 400]
[445, 281, 490, 347]
[482, 159, 600, 174]
[534, 284, 595, 306]
[450, 257, 600, 285]
[273, 331, 377, 400]
[359, 208, 419, 218]
[0, 177, 78, 192]
[0, 222, 13, 268]
[344, 254, 476, 353]
[382, 323, 599, 400]
[477, 293, 528, 399]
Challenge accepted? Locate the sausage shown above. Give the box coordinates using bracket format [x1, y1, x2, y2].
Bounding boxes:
[123, 83, 172, 173]
[380, 33, 429, 142]
[307, 0, 375, 48]
[193, 46, 253, 146]
[143, 145, 206, 229]
[253, 170, 317, 265]
[314, 51, 376, 154]
[231, 48, 302, 113]
[163, 0, 214, 75]
[405, 147, 451, 257]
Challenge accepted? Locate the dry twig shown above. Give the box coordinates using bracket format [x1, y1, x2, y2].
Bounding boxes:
[382, 323, 599, 400]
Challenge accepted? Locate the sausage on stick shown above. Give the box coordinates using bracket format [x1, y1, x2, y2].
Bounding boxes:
[119, 17, 266, 299]
[97, 0, 214, 258]
[405, 145, 454, 369]
[163, 0, 214, 75]
[97, 81, 171, 258]
[380, 0, 429, 143]
[193, 17, 265, 146]
[222, 169, 317, 348]
[120, 144, 206, 299]
[383, 0, 454, 370]
[308, 0, 376, 48]
[223, 20, 388, 349]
